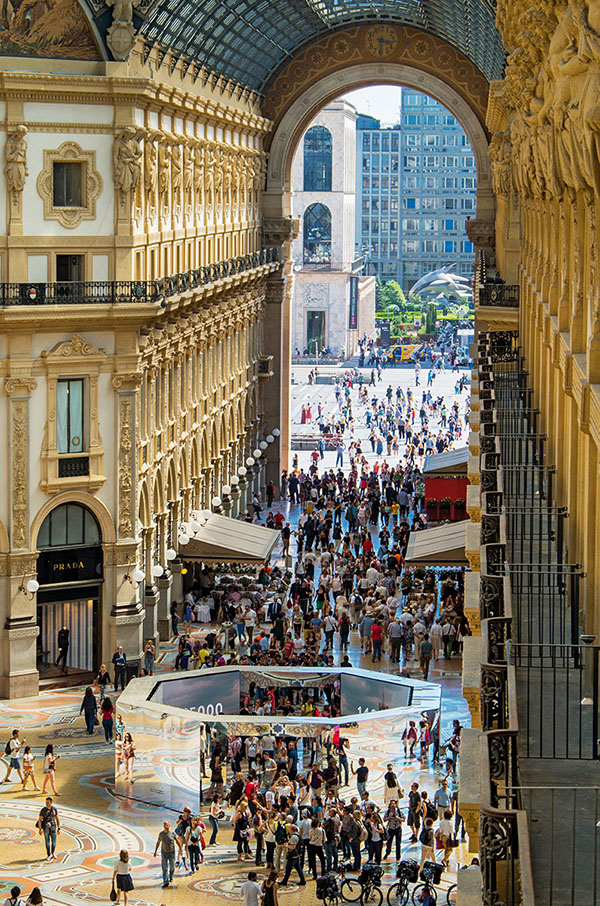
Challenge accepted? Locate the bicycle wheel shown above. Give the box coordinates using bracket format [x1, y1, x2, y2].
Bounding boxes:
[412, 884, 437, 905]
[340, 878, 363, 902]
[446, 884, 457, 905]
[361, 884, 383, 906]
[387, 881, 409, 906]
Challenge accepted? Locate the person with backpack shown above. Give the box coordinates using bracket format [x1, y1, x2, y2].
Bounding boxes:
[36, 797, 60, 861]
[273, 814, 289, 872]
[419, 817, 436, 869]
[279, 822, 306, 888]
[3, 729, 25, 785]
[383, 763, 403, 805]
[3, 886, 23, 906]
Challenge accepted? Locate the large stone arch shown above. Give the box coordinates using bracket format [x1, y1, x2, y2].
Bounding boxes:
[264, 60, 492, 225]
[261, 27, 494, 469]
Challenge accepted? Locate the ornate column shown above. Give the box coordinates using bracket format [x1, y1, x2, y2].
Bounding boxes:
[110, 375, 146, 664]
[262, 216, 298, 479]
[1, 376, 39, 698]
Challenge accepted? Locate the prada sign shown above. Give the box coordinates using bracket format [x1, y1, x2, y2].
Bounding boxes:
[37, 546, 103, 586]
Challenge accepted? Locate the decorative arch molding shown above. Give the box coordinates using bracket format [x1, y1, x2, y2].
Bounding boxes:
[264, 58, 493, 224]
[263, 24, 488, 139]
[30, 491, 116, 551]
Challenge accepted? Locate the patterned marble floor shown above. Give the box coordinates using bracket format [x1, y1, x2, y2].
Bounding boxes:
[0, 634, 471, 906]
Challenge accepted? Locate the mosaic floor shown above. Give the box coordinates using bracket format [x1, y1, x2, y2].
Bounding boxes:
[0, 637, 471, 906]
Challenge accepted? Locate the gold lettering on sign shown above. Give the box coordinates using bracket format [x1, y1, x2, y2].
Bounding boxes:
[12, 399, 28, 550]
[118, 396, 133, 538]
[53, 561, 85, 571]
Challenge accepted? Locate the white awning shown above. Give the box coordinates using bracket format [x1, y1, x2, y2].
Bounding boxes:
[423, 446, 470, 476]
[178, 513, 280, 564]
[404, 520, 468, 566]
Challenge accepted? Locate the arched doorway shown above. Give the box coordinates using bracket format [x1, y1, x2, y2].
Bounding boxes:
[261, 29, 493, 468]
[36, 502, 103, 677]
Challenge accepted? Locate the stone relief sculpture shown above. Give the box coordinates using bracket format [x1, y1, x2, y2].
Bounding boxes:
[5, 125, 28, 194]
[183, 140, 194, 214]
[144, 131, 159, 219]
[158, 141, 171, 215]
[193, 141, 205, 216]
[114, 126, 144, 197]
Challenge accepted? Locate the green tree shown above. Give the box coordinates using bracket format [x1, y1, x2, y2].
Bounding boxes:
[380, 280, 406, 311]
[425, 301, 437, 335]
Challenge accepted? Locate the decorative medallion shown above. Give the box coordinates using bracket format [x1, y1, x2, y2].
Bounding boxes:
[364, 24, 398, 58]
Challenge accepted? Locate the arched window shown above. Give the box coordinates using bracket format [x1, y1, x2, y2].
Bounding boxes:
[37, 503, 101, 549]
[303, 203, 332, 265]
[303, 126, 332, 191]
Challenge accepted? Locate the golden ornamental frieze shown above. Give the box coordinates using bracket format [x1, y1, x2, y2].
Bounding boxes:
[43, 335, 106, 359]
[262, 24, 488, 139]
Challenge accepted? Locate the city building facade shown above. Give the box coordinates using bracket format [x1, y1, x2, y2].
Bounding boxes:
[356, 89, 477, 292]
[290, 101, 375, 358]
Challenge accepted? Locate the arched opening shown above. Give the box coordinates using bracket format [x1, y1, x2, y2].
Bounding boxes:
[303, 202, 332, 266]
[35, 502, 103, 678]
[262, 60, 492, 469]
[304, 125, 333, 191]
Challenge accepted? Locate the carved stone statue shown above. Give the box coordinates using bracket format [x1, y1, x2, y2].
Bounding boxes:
[193, 141, 204, 215]
[114, 126, 143, 196]
[106, 0, 137, 60]
[183, 140, 194, 211]
[158, 142, 171, 208]
[5, 125, 28, 193]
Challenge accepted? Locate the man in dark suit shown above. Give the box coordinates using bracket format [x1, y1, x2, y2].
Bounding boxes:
[112, 645, 127, 691]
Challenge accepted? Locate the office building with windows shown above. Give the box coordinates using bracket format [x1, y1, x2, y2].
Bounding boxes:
[356, 89, 477, 292]
[291, 101, 375, 358]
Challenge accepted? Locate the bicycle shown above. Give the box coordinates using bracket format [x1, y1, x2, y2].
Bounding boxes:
[411, 860, 445, 905]
[445, 883, 457, 905]
[315, 861, 361, 906]
[387, 858, 420, 905]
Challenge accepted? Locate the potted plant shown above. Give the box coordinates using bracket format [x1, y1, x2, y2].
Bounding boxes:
[426, 497, 438, 517]
[439, 496, 451, 517]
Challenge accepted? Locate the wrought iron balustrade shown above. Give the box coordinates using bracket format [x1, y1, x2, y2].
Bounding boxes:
[478, 284, 520, 307]
[58, 456, 90, 478]
[0, 248, 280, 307]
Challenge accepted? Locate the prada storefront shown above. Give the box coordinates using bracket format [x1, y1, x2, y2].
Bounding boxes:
[36, 503, 103, 675]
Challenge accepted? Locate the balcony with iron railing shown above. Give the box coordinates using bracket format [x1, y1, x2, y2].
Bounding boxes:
[473, 330, 600, 906]
[0, 248, 280, 307]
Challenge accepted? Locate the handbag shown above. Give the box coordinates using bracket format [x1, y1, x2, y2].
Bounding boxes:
[448, 836, 459, 848]
[110, 886, 117, 902]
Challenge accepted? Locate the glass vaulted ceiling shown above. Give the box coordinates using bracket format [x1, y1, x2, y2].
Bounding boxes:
[139, 0, 505, 93]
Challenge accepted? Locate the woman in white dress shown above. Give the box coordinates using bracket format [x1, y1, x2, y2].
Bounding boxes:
[196, 597, 213, 623]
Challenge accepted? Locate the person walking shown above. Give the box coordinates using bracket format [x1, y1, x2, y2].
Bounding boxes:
[154, 820, 176, 888]
[21, 746, 40, 792]
[208, 794, 222, 845]
[419, 633, 434, 680]
[100, 696, 115, 743]
[241, 871, 262, 906]
[262, 869, 280, 906]
[419, 817, 436, 869]
[36, 797, 60, 861]
[351, 758, 369, 796]
[80, 687, 98, 735]
[112, 849, 134, 905]
[407, 782, 422, 842]
[3, 729, 25, 785]
[436, 810, 455, 869]
[279, 822, 306, 888]
[24, 888, 43, 906]
[434, 779, 453, 819]
[383, 764, 403, 805]
[41, 745, 60, 796]
[383, 800, 404, 861]
[122, 733, 136, 782]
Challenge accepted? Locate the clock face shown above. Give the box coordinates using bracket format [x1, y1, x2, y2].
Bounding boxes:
[365, 25, 398, 58]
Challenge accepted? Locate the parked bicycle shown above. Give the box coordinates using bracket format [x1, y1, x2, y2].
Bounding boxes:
[411, 860, 445, 905]
[316, 861, 384, 906]
[387, 858, 420, 905]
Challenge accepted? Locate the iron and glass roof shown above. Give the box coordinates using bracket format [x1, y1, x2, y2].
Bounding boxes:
[138, 0, 505, 93]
